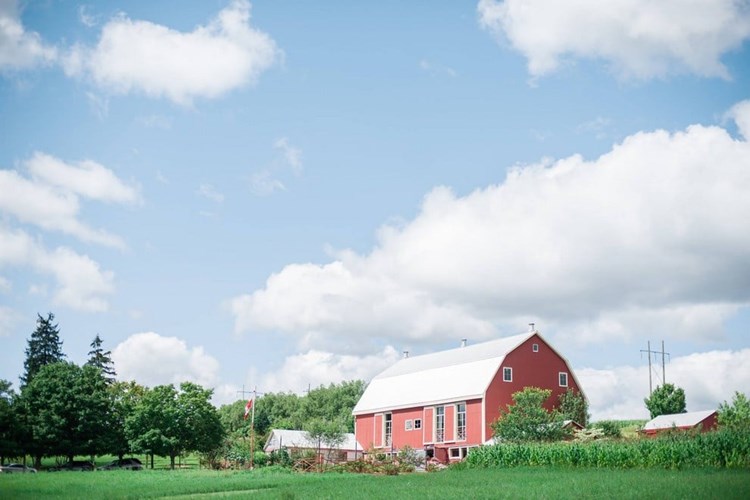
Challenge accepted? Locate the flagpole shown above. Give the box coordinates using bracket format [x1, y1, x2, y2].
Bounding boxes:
[250, 386, 256, 469]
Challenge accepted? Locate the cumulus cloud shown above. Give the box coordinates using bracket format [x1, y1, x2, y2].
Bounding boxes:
[112, 332, 221, 388]
[0, 153, 138, 247]
[0, 0, 57, 71]
[63, 0, 279, 105]
[26, 152, 139, 205]
[0, 226, 114, 311]
[230, 101, 750, 352]
[260, 347, 401, 394]
[580, 349, 750, 420]
[477, 0, 750, 80]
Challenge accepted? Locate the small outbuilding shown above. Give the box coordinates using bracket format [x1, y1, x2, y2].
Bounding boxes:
[264, 429, 364, 463]
[641, 410, 718, 436]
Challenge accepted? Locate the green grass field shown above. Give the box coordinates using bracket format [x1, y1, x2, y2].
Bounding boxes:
[2, 467, 749, 499]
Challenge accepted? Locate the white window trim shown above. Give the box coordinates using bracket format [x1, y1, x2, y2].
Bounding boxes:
[414, 418, 422, 430]
[503, 366, 513, 382]
[434, 405, 446, 443]
[383, 412, 393, 447]
[532, 343, 539, 352]
[405, 419, 413, 431]
[455, 401, 467, 442]
[559, 372, 568, 387]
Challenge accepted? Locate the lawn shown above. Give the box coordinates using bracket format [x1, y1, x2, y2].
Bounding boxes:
[2, 467, 749, 499]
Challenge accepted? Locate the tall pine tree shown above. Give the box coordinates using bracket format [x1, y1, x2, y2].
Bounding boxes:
[85, 334, 116, 383]
[21, 313, 65, 388]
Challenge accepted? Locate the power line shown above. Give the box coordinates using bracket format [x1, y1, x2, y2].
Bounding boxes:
[640, 340, 670, 394]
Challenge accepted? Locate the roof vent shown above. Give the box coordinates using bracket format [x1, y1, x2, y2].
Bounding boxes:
[461, 339, 467, 348]
[403, 351, 409, 359]
[529, 323, 535, 332]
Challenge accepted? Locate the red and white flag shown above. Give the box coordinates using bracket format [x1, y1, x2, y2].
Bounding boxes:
[243, 398, 253, 420]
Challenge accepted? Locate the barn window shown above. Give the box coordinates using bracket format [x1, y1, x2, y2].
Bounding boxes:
[435, 406, 445, 443]
[414, 418, 422, 430]
[559, 372, 568, 387]
[405, 419, 413, 431]
[532, 343, 539, 352]
[384, 413, 393, 446]
[503, 367, 512, 382]
[456, 403, 466, 441]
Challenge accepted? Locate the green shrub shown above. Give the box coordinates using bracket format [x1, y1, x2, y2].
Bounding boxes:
[594, 421, 623, 438]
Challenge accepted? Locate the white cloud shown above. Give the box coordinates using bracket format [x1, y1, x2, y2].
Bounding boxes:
[0, 275, 10, 293]
[197, 183, 225, 203]
[112, 332, 221, 388]
[64, 0, 279, 105]
[248, 170, 285, 196]
[78, 5, 98, 28]
[579, 349, 750, 420]
[274, 137, 303, 175]
[477, 0, 750, 80]
[26, 152, 139, 205]
[0, 153, 138, 247]
[0, 305, 19, 337]
[419, 59, 457, 78]
[86, 91, 109, 120]
[0, 0, 57, 71]
[260, 347, 401, 394]
[231, 100, 750, 353]
[139, 115, 172, 130]
[0, 226, 114, 311]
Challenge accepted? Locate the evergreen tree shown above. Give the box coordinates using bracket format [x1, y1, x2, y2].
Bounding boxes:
[86, 334, 116, 383]
[21, 313, 65, 387]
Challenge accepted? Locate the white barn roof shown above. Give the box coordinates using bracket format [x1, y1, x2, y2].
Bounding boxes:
[264, 429, 362, 452]
[353, 331, 537, 415]
[642, 410, 717, 431]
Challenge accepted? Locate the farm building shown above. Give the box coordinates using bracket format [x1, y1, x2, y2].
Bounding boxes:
[264, 429, 364, 463]
[641, 410, 718, 436]
[352, 329, 584, 463]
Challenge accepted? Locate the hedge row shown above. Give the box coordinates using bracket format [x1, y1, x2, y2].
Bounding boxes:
[465, 429, 750, 469]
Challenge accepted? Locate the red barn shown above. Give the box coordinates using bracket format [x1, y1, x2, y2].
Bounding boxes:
[641, 410, 718, 436]
[352, 330, 584, 463]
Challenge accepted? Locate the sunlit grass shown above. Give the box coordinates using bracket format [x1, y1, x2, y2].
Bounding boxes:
[2, 466, 749, 499]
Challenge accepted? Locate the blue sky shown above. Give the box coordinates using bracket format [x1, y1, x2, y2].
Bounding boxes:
[1, 0, 749, 420]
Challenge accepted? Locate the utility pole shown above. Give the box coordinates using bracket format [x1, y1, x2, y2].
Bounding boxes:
[237, 385, 263, 469]
[640, 340, 670, 394]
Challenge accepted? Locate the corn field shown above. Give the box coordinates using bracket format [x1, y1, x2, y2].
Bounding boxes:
[466, 429, 750, 469]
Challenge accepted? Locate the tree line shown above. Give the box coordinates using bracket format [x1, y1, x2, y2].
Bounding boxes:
[0, 313, 366, 469]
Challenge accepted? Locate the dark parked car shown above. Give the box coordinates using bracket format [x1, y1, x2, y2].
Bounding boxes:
[51, 460, 95, 471]
[98, 458, 143, 471]
[1, 463, 37, 473]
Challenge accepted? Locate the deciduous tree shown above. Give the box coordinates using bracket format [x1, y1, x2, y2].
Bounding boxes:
[644, 383, 686, 419]
[176, 382, 224, 457]
[126, 385, 180, 469]
[491, 387, 570, 442]
[718, 391, 750, 431]
[557, 388, 589, 427]
[0, 380, 18, 463]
